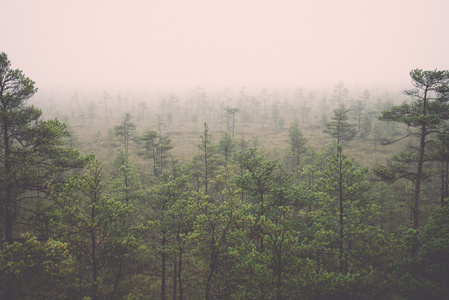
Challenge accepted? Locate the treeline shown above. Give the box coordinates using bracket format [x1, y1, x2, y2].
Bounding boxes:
[1, 52, 449, 299]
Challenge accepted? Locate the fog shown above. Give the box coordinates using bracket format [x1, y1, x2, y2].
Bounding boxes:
[2, 0, 449, 92]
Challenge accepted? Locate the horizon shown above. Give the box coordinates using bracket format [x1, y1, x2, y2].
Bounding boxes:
[2, 0, 449, 93]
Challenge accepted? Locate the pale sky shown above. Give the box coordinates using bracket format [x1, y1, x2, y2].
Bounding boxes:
[2, 0, 449, 91]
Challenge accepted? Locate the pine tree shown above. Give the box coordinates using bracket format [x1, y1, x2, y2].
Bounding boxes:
[379, 69, 449, 230]
[0, 52, 86, 243]
[113, 113, 136, 154]
[217, 131, 235, 162]
[51, 159, 138, 299]
[288, 120, 308, 173]
[324, 104, 357, 145]
[193, 123, 218, 195]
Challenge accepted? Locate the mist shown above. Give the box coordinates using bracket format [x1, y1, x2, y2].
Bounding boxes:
[2, 0, 449, 93]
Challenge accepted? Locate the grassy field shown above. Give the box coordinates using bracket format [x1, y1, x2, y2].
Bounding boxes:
[32, 87, 408, 175]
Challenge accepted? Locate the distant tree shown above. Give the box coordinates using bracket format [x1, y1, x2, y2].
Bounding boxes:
[138, 129, 159, 175]
[218, 131, 235, 162]
[192, 113, 198, 129]
[114, 113, 136, 155]
[251, 97, 261, 120]
[288, 120, 308, 173]
[271, 102, 281, 132]
[331, 81, 349, 107]
[79, 111, 86, 126]
[236, 135, 251, 153]
[189, 86, 206, 116]
[137, 101, 148, 123]
[88, 100, 97, 125]
[320, 112, 328, 128]
[300, 93, 312, 126]
[156, 135, 173, 176]
[193, 123, 218, 195]
[138, 130, 173, 177]
[320, 94, 328, 114]
[102, 91, 110, 122]
[324, 104, 357, 144]
[165, 93, 179, 126]
[110, 150, 142, 204]
[225, 106, 240, 137]
[360, 113, 372, 139]
[293, 88, 303, 107]
[351, 92, 367, 132]
[361, 89, 371, 106]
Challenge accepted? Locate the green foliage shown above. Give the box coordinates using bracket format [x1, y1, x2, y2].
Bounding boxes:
[378, 68, 449, 230]
[224, 106, 240, 137]
[233, 148, 292, 208]
[380, 69, 449, 130]
[418, 205, 449, 293]
[0, 52, 88, 244]
[145, 165, 194, 299]
[51, 159, 139, 299]
[361, 113, 372, 139]
[192, 123, 219, 195]
[0, 233, 73, 299]
[138, 129, 158, 161]
[373, 150, 432, 183]
[113, 113, 136, 154]
[324, 104, 357, 144]
[287, 120, 308, 174]
[393, 205, 449, 299]
[187, 194, 250, 299]
[299, 147, 391, 298]
[217, 131, 235, 162]
[109, 150, 143, 204]
[138, 129, 173, 177]
[3, 61, 449, 299]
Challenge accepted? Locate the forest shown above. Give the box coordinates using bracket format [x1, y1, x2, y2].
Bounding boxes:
[1, 51, 449, 300]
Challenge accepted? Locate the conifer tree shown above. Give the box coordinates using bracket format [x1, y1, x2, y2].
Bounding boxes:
[51, 159, 138, 299]
[110, 150, 142, 204]
[379, 69, 449, 230]
[288, 120, 308, 173]
[324, 104, 357, 144]
[0, 52, 86, 244]
[114, 113, 136, 154]
[193, 123, 218, 195]
[217, 131, 235, 162]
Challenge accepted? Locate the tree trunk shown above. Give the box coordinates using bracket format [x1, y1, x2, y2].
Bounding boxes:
[442, 160, 445, 208]
[161, 234, 167, 299]
[412, 90, 428, 257]
[276, 248, 282, 300]
[413, 125, 426, 230]
[338, 148, 346, 274]
[91, 228, 98, 300]
[232, 114, 235, 137]
[178, 249, 184, 300]
[443, 160, 449, 205]
[173, 253, 177, 300]
[205, 250, 218, 300]
[3, 121, 13, 243]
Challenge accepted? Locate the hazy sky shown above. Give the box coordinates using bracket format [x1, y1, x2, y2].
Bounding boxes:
[2, 0, 449, 91]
